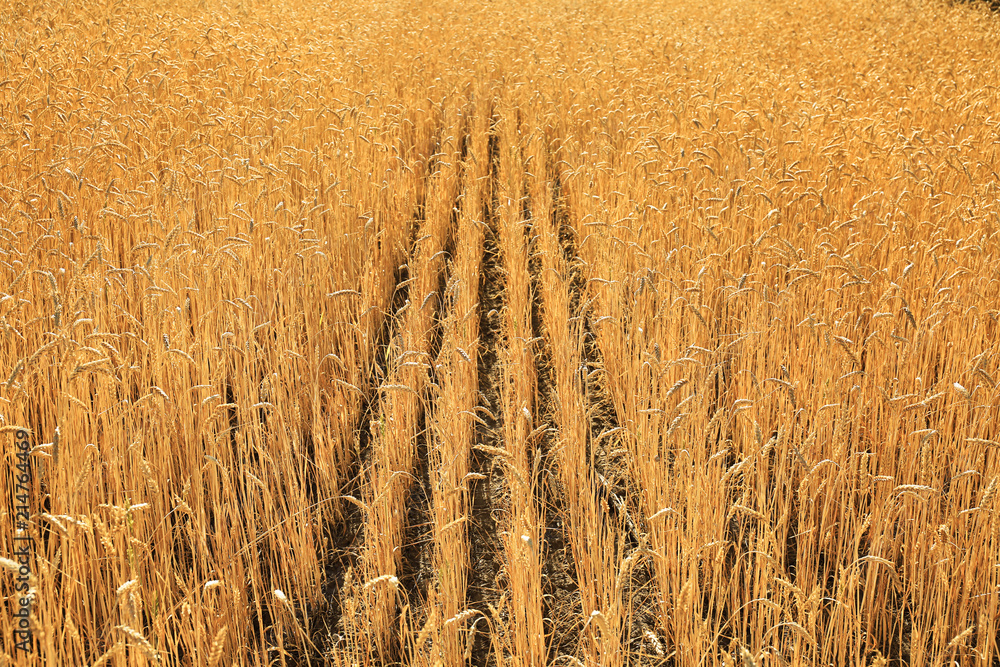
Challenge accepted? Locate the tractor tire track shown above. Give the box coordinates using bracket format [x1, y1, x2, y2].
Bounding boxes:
[554, 175, 662, 662]
[465, 113, 504, 667]
[318, 257, 411, 654]
[525, 168, 585, 665]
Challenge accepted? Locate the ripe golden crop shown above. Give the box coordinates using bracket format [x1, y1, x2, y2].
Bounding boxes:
[1, 0, 998, 665]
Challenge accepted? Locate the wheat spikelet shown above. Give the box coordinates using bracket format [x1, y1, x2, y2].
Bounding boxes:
[472, 443, 517, 462]
[89, 642, 124, 667]
[138, 457, 160, 493]
[81, 246, 102, 271]
[173, 495, 194, 516]
[6, 359, 24, 390]
[738, 644, 758, 667]
[116, 625, 160, 664]
[442, 609, 480, 628]
[207, 625, 228, 667]
[363, 574, 400, 590]
[981, 477, 997, 510]
[41, 513, 69, 538]
[946, 625, 975, 650]
[116, 579, 137, 597]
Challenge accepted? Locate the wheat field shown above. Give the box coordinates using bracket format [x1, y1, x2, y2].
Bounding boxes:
[1, 0, 999, 664]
